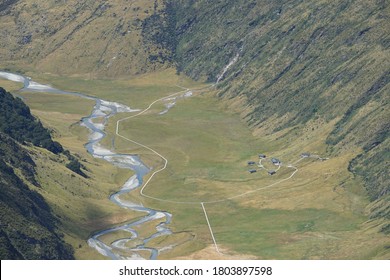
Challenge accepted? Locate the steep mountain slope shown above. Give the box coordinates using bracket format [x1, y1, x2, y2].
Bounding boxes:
[0, 133, 74, 259]
[0, 86, 63, 153]
[163, 0, 389, 232]
[0, 87, 74, 259]
[0, 0, 171, 77]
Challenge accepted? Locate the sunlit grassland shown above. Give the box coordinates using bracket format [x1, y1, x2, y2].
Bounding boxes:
[115, 93, 301, 202]
[200, 154, 389, 259]
[3, 69, 388, 259]
[1, 69, 208, 259]
[0, 79, 24, 92]
[27, 68, 205, 108]
[110, 87, 389, 259]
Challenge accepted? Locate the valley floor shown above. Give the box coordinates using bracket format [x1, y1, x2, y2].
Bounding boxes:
[1, 69, 388, 259]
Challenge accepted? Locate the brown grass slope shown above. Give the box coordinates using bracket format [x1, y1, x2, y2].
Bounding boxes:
[0, 0, 172, 77]
[167, 0, 389, 233]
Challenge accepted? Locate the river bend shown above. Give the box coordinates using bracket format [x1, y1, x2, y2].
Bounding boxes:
[0, 71, 173, 260]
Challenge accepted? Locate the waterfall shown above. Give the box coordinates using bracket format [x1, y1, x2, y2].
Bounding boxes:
[215, 46, 243, 84]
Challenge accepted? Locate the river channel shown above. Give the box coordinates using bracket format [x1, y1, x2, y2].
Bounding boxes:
[0, 71, 173, 259]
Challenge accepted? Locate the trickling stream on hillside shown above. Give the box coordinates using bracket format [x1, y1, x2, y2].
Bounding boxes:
[0, 71, 174, 260]
[215, 46, 243, 84]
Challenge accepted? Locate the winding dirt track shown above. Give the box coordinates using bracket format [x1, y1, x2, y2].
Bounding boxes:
[1, 70, 322, 257]
[113, 85, 310, 255]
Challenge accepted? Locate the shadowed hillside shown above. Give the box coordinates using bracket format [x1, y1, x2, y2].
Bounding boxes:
[0, 87, 63, 154]
[0, 88, 74, 259]
[0, 132, 74, 259]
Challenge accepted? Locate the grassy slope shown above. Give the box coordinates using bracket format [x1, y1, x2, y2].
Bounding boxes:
[0, 132, 74, 259]
[0, 0, 170, 77]
[168, 0, 389, 233]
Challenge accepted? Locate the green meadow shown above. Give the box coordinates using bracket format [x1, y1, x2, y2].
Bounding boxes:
[1, 69, 388, 259]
